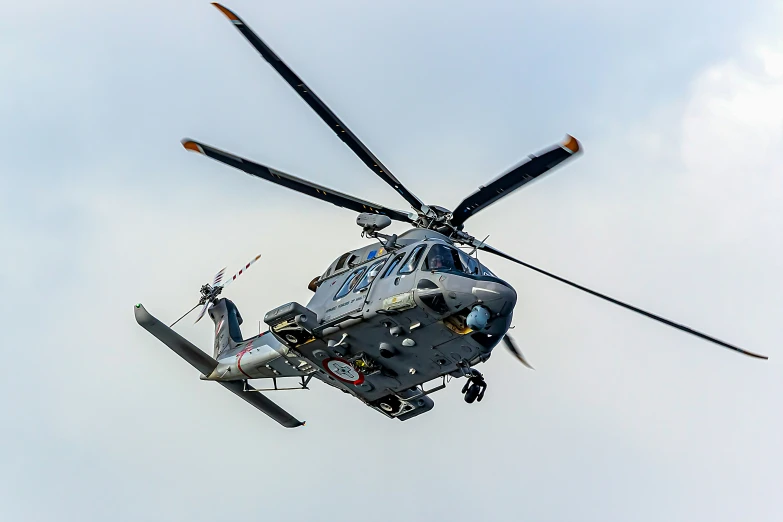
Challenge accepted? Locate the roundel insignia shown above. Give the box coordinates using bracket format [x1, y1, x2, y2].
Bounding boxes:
[323, 357, 365, 385]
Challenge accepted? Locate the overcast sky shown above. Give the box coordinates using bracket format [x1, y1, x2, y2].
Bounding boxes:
[2, 0, 782, 520]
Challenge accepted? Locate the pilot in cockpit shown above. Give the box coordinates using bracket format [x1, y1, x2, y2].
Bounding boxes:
[427, 246, 457, 271]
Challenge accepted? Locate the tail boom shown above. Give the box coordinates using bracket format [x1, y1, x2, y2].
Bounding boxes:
[134, 303, 305, 428]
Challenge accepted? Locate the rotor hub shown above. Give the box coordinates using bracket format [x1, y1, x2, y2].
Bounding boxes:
[199, 283, 223, 305]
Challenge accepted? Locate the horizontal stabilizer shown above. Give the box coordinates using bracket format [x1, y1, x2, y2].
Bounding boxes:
[218, 381, 305, 428]
[134, 303, 305, 428]
[135, 303, 219, 375]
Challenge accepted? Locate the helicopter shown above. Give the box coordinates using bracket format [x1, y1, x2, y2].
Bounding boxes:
[134, 3, 768, 429]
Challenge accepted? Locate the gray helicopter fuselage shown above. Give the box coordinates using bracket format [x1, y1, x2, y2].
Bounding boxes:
[228, 228, 518, 420]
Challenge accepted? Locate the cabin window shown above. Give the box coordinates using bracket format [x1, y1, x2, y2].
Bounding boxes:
[424, 244, 464, 272]
[334, 267, 366, 300]
[382, 253, 405, 278]
[354, 259, 386, 292]
[335, 252, 352, 270]
[399, 245, 426, 274]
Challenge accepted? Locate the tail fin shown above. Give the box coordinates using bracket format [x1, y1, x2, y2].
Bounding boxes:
[208, 298, 244, 358]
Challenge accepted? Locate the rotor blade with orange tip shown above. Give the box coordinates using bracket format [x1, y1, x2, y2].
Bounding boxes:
[209, 2, 427, 215]
[181, 138, 416, 223]
[450, 135, 583, 227]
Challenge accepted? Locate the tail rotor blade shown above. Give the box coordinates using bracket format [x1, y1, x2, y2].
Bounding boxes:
[189, 254, 263, 326]
[220, 254, 262, 290]
[194, 301, 211, 324]
[503, 334, 535, 370]
[212, 267, 226, 287]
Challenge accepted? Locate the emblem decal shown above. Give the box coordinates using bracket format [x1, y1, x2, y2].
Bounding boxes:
[323, 357, 365, 385]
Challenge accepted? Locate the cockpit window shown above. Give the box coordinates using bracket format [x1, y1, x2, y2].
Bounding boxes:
[481, 264, 497, 277]
[334, 267, 366, 300]
[424, 244, 464, 272]
[354, 259, 386, 292]
[457, 249, 480, 275]
[382, 253, 405, 278]
[399, 245, 426, 274]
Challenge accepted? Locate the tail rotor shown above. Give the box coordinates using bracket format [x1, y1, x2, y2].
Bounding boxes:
[170, 254, 262, 327]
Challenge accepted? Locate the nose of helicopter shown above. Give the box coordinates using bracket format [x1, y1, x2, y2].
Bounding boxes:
[470, 279, 517, 316]
[415, 273, 517, 319]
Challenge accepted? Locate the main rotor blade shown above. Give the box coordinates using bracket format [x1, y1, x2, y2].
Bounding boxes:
[450, 136, 582, 228]
[502, 334, 535, 369]
[478, 242, 768, 360]
[182, 139, 415, 223]
[211, 3, 427, 215]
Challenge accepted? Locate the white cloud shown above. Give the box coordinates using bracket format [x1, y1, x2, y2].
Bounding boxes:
[683, 53, 783, 171]
[2, 1, 783, 521]
[677, 39, 783, 247]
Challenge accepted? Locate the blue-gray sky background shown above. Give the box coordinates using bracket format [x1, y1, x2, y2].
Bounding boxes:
[1, 1, 781, 520]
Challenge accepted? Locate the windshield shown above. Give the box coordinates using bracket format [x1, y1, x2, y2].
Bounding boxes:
[399, 245, 426, 274]
[425, 244, 464, 272]
[457, 249, 480, 275]
[423, 244, 496, 276]
[479, 263, 496, 277]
